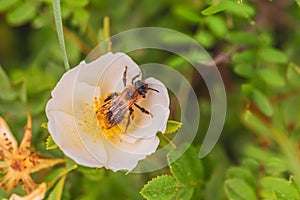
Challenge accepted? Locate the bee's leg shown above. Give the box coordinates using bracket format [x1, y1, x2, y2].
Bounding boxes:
[123, 66, 128, 87]
[134, 103, 153, 118]
[125, 107, 134, 133]
[103, 92, 119, 103]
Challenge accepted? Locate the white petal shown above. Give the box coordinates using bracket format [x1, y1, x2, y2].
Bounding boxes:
[101, 137, 157, 172]
[109, 135, 159, 155]
[126, 77, 170, 138]
[46, 65, 81, 115]
[0, 117, 17, 149]
[77, 52, 141, 96]
[47, 110, 104, 167]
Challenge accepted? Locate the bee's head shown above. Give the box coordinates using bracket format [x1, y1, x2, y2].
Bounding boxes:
[135, 80, 148, 95]
[135, 80, 159, 96]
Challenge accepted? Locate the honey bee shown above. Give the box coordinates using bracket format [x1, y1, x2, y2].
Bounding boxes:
[95, 66, 159, 133]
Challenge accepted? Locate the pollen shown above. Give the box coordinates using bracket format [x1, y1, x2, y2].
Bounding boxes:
[93, 96, 126, 139]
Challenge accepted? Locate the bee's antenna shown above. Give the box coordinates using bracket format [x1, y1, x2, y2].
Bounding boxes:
[131, 71, 142, 84]
[149, 88, 159, 93]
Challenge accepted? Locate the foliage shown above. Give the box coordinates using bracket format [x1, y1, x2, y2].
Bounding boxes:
[1, 0, 300, 199]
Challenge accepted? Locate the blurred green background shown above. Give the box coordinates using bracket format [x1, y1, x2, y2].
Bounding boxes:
[1, 0, 300, 199]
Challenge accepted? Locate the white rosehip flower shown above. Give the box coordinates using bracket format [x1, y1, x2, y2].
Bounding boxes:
[46, 52, 170, 172]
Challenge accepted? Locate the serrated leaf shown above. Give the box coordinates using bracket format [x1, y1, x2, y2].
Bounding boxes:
[173, 5, 201, 23]
[141, 175, 178, 200]
[258, 69, 285, 87]
[286, 62, 300, 88]
[259, 48, 288, 64]
[46, 135, 58, 150]
[251, 89, 273, 116]
[261, 177, 300, 199]
[225, 178, 256, 200]
[7, 1, 37, 26]
[167, 146, 204, 185]
[47, 175, 66, 200]
[0, 0, 19, 12]
[164, 120, 182, 134]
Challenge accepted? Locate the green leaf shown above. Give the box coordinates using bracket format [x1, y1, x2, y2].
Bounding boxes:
[242, 145, 274, 162]
[265, 157, 287, 176]
[202, 0, 233, 15]
[46, 135, 58, 150]
[194, 30, 215, 48]
[41, 122, 48, 129]
[52, 0, 70, 71]
[0, 66, 10, 87]
[140, 175, 178, 200]
[225, 178, 256, 200]
[259, 48, 288, 64]
[241, 158, 260, 176]
[201, 0, 255, 19]
[76, 166, 104, 181]
[206, 15, 227, 37]
[241, 83, 254, 96]
[0, 0, 18, 12]
[0, 66, 17, 101]
[47, 175, 66, 200]
[251, 89, 273, 116]
[226, 167, 256, 188]
[7, 1, 37, 26]
[167, 146, 204, 185]
[226, 31, 258, 45]
[286, 62, 300, 88]
[296, 0, 300, 8]
[232, 50, 256, 63]
[164, 120, 182, 134]
[242, 110, 270, 136]
[261, 177, 300, 200]
[173, 5, 201, 23]
[177, 187, 194, 200]
[234, 63, 255, 78]
[258, 68, 285, 87]
[64, 0, 89, 7]
[44, 158, 77, 186]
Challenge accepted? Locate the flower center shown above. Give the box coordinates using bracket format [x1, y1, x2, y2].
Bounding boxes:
[93, 96, 126, 139]
[10, 158, 26, 172]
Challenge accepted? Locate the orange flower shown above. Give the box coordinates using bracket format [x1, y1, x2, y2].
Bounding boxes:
[0, 115, 64, 194]
[9, 182, 47, 200]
